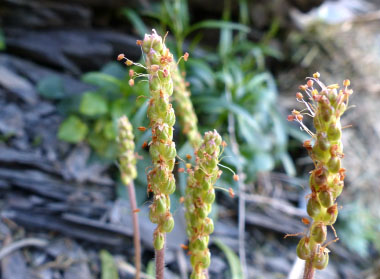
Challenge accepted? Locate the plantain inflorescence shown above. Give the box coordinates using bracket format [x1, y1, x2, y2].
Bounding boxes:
[185, 130, 223, 279]
[117, 116, 137, 185]
[288, 73, 353, 273]
[138, 30, 177, 251]
[171, 62, 202, 148]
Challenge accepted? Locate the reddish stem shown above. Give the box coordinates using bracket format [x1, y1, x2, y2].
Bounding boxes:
[303, 246, 316, 279]
[303, 259, 315, 279]
[128, 182, 141, 279]
[155, 240, 165, 279]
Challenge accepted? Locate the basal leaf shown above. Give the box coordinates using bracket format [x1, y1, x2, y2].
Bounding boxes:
[58, 115, 88, 143]
[80, 91, 108, 116]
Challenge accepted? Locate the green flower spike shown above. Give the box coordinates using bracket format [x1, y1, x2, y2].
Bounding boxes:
[185, 130, 223, 279]
[141, 30, 177, 251]
[171, 61, 202, 148]
[288, 73, 353, 278]
[117, 116, 137, 185]
[117, 115, 141, 279]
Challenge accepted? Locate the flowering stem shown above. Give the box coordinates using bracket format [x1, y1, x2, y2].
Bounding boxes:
[155, 242, 165, 279]
[117, 116, 140, 278]
[288, 74, 353, 276]
[303, 260, 315, 279]
[128, 181, 141, 279]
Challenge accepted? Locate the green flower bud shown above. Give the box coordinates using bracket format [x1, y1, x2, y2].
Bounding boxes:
[318, 190, 334, 208]
[313, 168, 328, 186]
[117, 116, 137, 185]
[313, 250, 329, 270]
[321, 106, 334, 122]
[160, 175, 176, 195]
[331, 180, 344, 199]
[327, 122, 341, 141]
[311, 222, 327, 243]
[197, 206, 208, 219]
[203, 188, 215, 204]
[201, 251, 211, 268]
[324, 204, 338, 225]
[149, 207, 159, 224]
[185, 131, 223, 277]
[307, 198, 322, 218]
[327, 157, 340, 173]
[313, 143, 331, 162]
[204, 218, 214, 235]
[296, 237, 311, 260]
[156, 196, 167, 214]
[162, 215, 174, 233]
[154, 232, 165, 250]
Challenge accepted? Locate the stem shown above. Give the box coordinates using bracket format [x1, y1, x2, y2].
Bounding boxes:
[204, 269, 209, 279]
[303, 245, 316, 279]
[155, 240, 165, 279]
[128, 182, 141, 279]
[303, 259, 315, 279]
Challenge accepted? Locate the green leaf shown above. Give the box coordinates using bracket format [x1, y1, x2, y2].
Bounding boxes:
[37, 75, 65, 99]
[195, 96, 262, 133]
[103, 120, 117, 140]
[253, 152, 274, 172]
[0, 30, 6, 50]
[111, 98, 133, 120]
[187, 59, 215, 89]
[88, 130, 118, 159]
[80, 91, 108, 116]
[100, 250, 119, 279]
[122, 9, 148, 37]
[185, 20, 249, 37]
[82, 72, 124, 90]
[58, 115, 88, 143]
[214, 238, 243, 279]
[146, 260, 155, 277]
[101, 62, 126, 79]
[279, 152, 296, 177]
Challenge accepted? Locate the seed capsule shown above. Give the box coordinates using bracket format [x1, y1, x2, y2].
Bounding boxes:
[154, 232, 165, 250]
[313, 250, 329, 270]
[296, 237, 311, 260]
[324, 204, 338, 225]
[311, 222, 327, 243]
[307, 198, 322, 218]
[327, 156, 341, 173]
[162, 215, 174, 233]
[318, 190, 334, 208]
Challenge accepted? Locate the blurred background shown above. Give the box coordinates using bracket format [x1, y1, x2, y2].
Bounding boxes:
[0, 0, 380, 278]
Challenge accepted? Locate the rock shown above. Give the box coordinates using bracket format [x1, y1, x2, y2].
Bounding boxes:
[208, 256, 227, 274]
[0, 146, 59, 173]
[0, 104, 24, 137]
[0, 66, 38, 105]
[0, 54, 94, 96]
[1, 240, 33, 279]
[265, 256, 292, 274]
[4, 28, 81, 74]
[63, 144, 112, 185]
[4, 29, 142, 74]
[2, 0, 92, 29]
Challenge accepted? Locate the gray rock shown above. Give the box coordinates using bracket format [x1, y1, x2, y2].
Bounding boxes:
[0, 66, 38, 104]
[1, 246, 32, 279]
[264, 256, 291, 274]
[4, 29, 141, 74]
[208, 256, 227, 274]
[3, 0, 92, 29]
[63, 144, 112, 185]
[0, 104, 24, 137]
